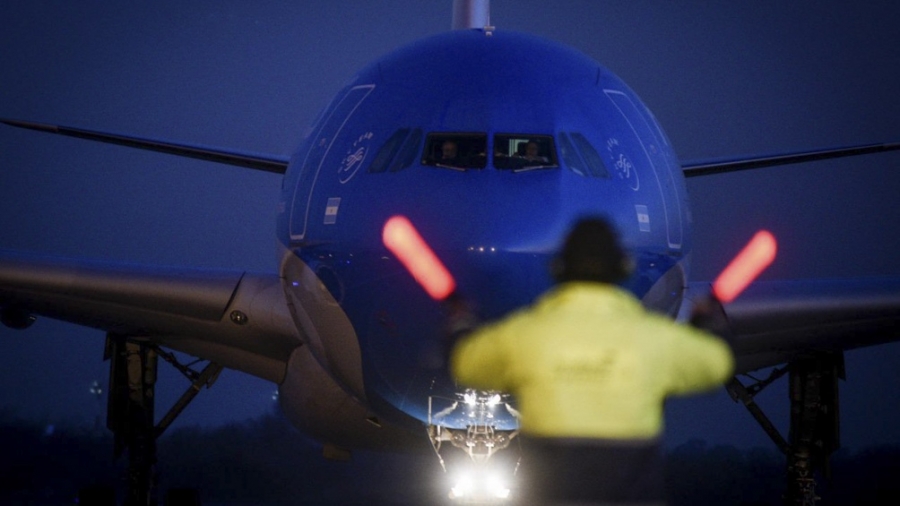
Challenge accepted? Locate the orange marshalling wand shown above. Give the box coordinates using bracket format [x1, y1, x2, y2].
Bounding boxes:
[382, 215, 456, 301]
[712, 230, 778, 303]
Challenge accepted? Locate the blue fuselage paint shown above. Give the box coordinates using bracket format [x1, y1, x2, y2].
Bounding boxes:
[276, 30, 690, 430]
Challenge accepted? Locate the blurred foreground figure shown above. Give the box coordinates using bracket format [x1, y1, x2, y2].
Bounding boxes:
[450, 217, 734, 505]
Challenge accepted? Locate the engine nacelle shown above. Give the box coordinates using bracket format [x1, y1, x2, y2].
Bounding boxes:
[1, 306, 36, 330]
[278, 344, 426, 454]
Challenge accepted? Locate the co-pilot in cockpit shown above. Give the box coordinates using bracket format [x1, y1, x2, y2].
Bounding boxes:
[492, 134, 556, 170]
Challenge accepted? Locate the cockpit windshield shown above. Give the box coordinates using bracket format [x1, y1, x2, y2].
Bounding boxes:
[420, 132, 559, 171]
[422, 133, 487, 170]
[493, 134, 558, 171]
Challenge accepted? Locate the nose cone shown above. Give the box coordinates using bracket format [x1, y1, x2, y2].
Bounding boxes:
[391, 168, 565, 317]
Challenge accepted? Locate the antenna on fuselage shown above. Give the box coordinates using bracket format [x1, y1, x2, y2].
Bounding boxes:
[452, 0, 491, 30]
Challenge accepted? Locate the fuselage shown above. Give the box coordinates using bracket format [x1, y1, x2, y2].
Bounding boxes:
[275, 29, 691, 442]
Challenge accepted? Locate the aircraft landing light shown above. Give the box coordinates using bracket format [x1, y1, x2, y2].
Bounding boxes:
[713, 230, 777, 303]
[383, 215, 456, 300]
[449, 471, 511, 502]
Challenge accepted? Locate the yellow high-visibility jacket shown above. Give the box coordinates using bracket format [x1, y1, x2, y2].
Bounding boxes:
[450, 282, 734, 440]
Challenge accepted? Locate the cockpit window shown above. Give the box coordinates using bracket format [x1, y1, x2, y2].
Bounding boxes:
[389, 128, 422, 172]
[368, 128, 424, 173]
[558, 132, 586, 176]
[561, 132, 610, 178]
[368, 128, 410, 173]
[422, 133, 487, 170]
[493, 134, 558, 171]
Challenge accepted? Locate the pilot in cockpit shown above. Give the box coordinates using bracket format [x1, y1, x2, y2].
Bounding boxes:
[522, 140, 548, 163]
[440, 139, 460, 161]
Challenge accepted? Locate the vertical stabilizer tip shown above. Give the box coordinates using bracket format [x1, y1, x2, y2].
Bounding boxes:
[452, 0, 490, 30]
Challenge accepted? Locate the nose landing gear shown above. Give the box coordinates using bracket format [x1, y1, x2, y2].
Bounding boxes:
[427, 390, 520, 503]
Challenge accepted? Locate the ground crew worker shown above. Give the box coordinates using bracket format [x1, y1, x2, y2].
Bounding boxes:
[449, 217, 734, 505]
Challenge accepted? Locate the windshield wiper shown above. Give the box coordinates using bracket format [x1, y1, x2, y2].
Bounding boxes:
[433, 163, 468, 171]
[513, 164, 557, 173]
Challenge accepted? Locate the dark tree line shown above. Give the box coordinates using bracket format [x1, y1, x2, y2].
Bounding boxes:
[2, 410, 899, 505]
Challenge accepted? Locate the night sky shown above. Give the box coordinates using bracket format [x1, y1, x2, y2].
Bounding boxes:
[2, 1, 899, 453]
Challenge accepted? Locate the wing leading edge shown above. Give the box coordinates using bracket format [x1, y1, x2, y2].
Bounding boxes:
[1, 118, 290, 174]
[0, 250, 301, 383]
[681, 141, 900, 177]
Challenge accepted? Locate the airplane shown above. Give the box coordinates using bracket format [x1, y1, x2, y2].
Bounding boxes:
[4, 0, 895, 504]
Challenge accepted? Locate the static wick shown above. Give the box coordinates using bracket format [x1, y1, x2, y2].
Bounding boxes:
[382, 215, 456, 301]
[712, 230, 777, 304]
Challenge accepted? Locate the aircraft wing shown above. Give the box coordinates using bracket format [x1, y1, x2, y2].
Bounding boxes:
[0, 118, 290, 174]
[685, 278, 900, 373]
[681, 141, 900, 177]
[0, 249, 301, 383]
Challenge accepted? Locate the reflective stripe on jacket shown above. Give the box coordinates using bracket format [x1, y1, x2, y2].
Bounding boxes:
[450, 282, 734, 439]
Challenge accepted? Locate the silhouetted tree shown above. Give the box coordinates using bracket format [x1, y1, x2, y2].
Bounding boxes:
[3, 411, 899, 505]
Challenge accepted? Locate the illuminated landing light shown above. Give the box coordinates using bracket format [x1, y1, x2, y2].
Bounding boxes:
[450, 474, 474, 500]
[464, 391, 477, 406]
[449, 473, 511, 502]
[713, 230, 777, 303]
[382, 215, 456, 300]
[488, 475, 511, 500]
[487, 394, 502, 407]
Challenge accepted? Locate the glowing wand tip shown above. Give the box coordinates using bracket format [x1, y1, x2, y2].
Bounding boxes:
[383, 215, 456, 301]
[713, 230, 777, 304]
